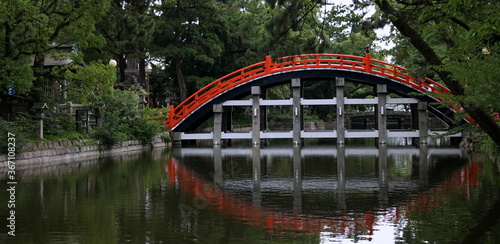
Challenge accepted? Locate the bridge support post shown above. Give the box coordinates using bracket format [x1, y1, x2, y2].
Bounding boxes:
[418, 102, 428, 144]
[377, 84, 388, 144]
[213, 104, 223, 145]
[292, 78, 303, 145]
[336, 78, 345, 145]
[252, 86, 261, 145]
[213, 104, 232, 145]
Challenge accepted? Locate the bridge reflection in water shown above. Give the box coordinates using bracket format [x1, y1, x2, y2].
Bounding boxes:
[167, 145, 477, 240]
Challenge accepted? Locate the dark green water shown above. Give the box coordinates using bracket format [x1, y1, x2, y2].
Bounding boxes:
[1, 142, 500, 243]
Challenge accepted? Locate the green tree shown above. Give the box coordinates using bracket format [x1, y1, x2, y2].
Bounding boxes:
[372, 0, 500, 145]
[265, 0, 333, 56]
[59, 61, 117, 103]
[91, 90, 166, 146]
[265, 0, 500, 146]
[0, 0, 40, 93]
[94, 0, 154, 86]
[151, 0, 225, 101]
[0, 0, 111, 97]
[150, 0, 341, 104]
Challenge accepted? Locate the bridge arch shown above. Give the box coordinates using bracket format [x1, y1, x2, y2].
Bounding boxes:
[167, 54, 456, 133]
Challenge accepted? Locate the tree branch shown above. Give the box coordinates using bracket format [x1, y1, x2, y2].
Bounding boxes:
[374, 0, 500, 145]
[449, 17, 470, 31]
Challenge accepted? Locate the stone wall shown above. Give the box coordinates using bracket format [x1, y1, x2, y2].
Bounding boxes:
[0, 137, 170, 168]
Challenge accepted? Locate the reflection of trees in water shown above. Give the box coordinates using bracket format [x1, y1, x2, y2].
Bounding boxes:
[5, 145, 499, 243]
[0, 148, 167, 179]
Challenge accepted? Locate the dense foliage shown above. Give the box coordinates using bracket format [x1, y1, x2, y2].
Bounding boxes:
[0, 0, 499, 147]
[370, 0, 500, 146]
[90, 90, 167, 147]
[0, 0, 112, 94]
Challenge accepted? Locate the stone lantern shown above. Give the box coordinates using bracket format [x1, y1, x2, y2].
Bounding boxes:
[93, 104, 106, 128]
[33, 102, 49, 139]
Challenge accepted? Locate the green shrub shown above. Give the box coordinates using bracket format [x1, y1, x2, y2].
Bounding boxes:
[93, 127, 127, 148]
[91, 90, 167, 146]
[44, 113, 77, 136]
[0, 119, 28, 154]
[91, 108, 128, 147]
[161, 132, 171, 142]
[14, 113, 37, 136]
[43, 131, 87, 142]
[129, 107, 166, 142]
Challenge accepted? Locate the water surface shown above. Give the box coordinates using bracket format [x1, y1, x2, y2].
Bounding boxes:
[1, 143, 500, 243]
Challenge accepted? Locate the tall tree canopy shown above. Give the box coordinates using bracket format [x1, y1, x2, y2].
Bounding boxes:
[95, 0, 154, 86]
[151, 0, 226, 101]
[0, 0, 114, 98]
[246, 0, 500, 145]
[2, 0, 499, 146]
[371, 0, 500, 145]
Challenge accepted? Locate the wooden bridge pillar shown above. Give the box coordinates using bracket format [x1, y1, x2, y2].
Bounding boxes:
[213, 104, 232, 145]
[213, 104, 223, 145]
[377, 84, 388, 144]
[411, 101, 429, 144]
[336, 78, 345, 145]
[292, 78, 303, 145]
[252, 86, 261, 145]
[418, 102, 428, 144]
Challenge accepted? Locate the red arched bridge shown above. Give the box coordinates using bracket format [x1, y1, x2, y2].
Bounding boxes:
[166, 53, 461, 144]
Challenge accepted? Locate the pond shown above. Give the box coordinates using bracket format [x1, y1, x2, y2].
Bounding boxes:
[1, 140, 500, 243]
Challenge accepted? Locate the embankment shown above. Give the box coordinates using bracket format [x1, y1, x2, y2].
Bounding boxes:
[0, 136, 169, 168]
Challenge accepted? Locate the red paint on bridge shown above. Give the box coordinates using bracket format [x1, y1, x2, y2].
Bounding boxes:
[166, 53, 452, 130]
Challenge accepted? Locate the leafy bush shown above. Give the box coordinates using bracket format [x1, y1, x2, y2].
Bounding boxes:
[91, 90, 167, 147]
[0, 119, 28, 154]
[62, 61, 117, 103]
[129, 107, 166, 142]
[92, 109, 129, 147]
[14, 113, 37, 135]
[44, 113, 77, 136]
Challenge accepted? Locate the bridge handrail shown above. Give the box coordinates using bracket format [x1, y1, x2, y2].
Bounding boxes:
[167, 53, 452, 129]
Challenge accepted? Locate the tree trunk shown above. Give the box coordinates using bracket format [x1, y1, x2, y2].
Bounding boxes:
[175, 56, 187, 101]
[4, 23, 12, 58]
[33, 53, 46, 88]
[374, 0, 500, 145]
[118, 54, 127, 85]
[139, 58, 146, 88]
